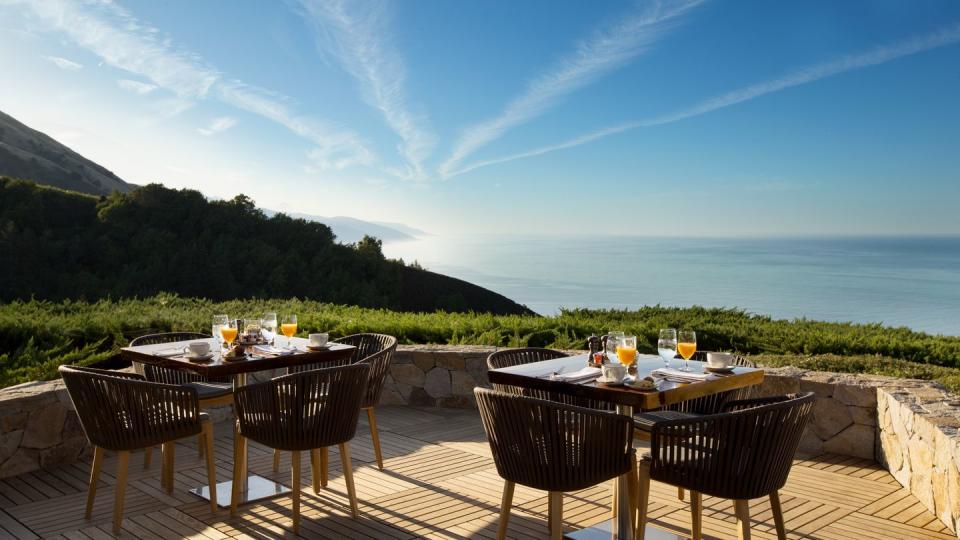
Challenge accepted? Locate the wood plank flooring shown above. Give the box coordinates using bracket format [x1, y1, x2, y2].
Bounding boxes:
[0, 406, 953, 539]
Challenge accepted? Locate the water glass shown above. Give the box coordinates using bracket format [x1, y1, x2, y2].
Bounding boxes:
[261, 312, 278, 344]
[212, 314, 229, 349]
[605, 331, 624, 362]
[657, 328, 677, 368]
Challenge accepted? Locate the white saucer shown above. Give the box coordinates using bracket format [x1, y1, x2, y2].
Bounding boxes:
[184, 352, 214, 362]
[596, 377, 625, 386]
[306, 343, 331, 350]
[704, 365, 734, 374]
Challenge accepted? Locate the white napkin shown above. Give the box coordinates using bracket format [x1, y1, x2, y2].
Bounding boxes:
[152, 347, 185, 358]
[253, 345, 294, 356]
[554, 366, 602, 383]
[651, 368, 709, 383]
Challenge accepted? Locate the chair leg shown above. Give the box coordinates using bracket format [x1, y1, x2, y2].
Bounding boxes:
[310, 448, 321, 494]
[320, 446, 329, 487]
[340, 442, 359, 518]
[678, 486, 685, 501]
[291, 450, 301, 535]
[273, 448, 280, 472]
[769, 492, 786, 540]
[548, 491, 562, 540]
[161, 441, 175, 494]
[610, 477, 618, 519]
[734, 499, 751, 540]
[143, 446, 152, 468]
[366, 407, 384, 470]
[691, 491, 703, 540]
[497, 480, 514, 540]
[85, 446, 104, 519]
[202, 421, 217, 512]
[112, 451, 130, 535]
[636, 461, 651, 540]
[628, 454, 639, 535]
[230, 434, 245, 517]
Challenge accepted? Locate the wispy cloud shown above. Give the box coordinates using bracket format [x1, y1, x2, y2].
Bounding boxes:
[198, 116, 237, 136]
[294, 0, 433, 180]
[448, 22, 960, 178]
[117, 79, 158, 95]
[42, 55, 82, 71]
[438, 0, 704, 178]
[10, 0, 374, 170]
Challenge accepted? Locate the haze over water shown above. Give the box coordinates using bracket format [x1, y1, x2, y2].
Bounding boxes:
[385, 235, 960, 336]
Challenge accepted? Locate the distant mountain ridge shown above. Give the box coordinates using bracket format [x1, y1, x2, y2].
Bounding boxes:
[0, 110, 131, 196]
[264, 210, 425, 244]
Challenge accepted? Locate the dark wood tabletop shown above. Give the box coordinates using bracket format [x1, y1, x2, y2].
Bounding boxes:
[120, 337, 356, 378]
[487, 353, 764, 411]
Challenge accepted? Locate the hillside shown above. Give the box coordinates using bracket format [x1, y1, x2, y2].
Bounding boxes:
[0, 111, 132, 196]
[0, 178, 532, 315]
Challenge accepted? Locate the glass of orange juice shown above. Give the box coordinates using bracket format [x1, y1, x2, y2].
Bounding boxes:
[677, 330, 697, 372]
[220, 320, 238, 349]
[616, 335, 637, 368]
[280, 314, 298, 349]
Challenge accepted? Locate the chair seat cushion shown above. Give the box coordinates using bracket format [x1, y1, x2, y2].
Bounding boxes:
[634, 410, 701, 431]
[188, 381, 232, 400]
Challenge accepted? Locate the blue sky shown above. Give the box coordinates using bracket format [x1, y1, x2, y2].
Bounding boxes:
[1, 0, 958, 236]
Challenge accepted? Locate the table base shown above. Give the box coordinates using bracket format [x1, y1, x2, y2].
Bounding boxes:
[190, 474, 291, 508]
[566, 521, 684, 539]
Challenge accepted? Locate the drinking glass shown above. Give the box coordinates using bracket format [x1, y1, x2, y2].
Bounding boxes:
[281, 314, 298, 349]
[677, 330, 697, 372]
[657, 328, 677, 368]
[220, 319, 238, 348]
[605, 331, 624, 362]
[616, 335, 637, 368]
[212, 314, 229, 349]
[261, 312, 278, 344]
[243, 319, 261, 341]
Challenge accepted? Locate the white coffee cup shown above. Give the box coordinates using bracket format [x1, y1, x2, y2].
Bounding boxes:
[186, 341, 210, 357]
[601, 363, 627, 383]
[706, 352, 734, 368]
[308, 333, 329, 347]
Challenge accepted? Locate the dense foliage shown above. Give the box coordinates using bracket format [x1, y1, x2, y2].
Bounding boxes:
[0, 178, 529, 315]
[1, 296, 958, 388]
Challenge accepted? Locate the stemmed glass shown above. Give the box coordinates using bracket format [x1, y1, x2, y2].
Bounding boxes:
[605, 331, 624, 363]
[617, 335, 638, 373]
[261, 312, 278, 345]
[220, 319, 238, 350]
[657, 328, 677, 368]
[677, 330, 697, 372]
[281, 314, 298, 349]
[212, 314, 229, 351]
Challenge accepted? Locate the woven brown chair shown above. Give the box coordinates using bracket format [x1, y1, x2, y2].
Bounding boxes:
[130, 332, 233, 466]
[274, 333, 397, 475]
[232, 363, 370, 534]
[59, 365, 217, 534]
[475, 388, 636, 540]
[487, 347, 613, 411]
[636, 392, 815, 540]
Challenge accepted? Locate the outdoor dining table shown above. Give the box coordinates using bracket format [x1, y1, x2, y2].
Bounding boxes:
[120, 337, 356, 508]
[487, 353, 764, 540]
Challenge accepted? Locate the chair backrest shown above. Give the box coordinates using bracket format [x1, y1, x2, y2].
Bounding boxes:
[649, 392, 815, 500]
[664, 352, 757, 413]
[486, 347, 612, 410]
[233, 363, 370, 451]
[334, 333, 398, 409]
[59, 365, 202, 451]
[130, 332, 230, 384]
[475, 388, 633, 492]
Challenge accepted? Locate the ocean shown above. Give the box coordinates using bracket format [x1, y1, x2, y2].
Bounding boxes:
[383, 235, 960, 336]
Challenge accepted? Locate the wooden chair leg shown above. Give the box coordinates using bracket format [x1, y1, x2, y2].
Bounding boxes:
[143, 446, 152, 468]
[320, 446, 329, 487]
[202, 421, 217, 512]
[548, 491, 563, 540]
[628, 455, 639, 534]
[366, 407, 384, 470]
[734, 499, 751, 540]
[636, 461, 651, 540]
[679, 486, 685, 501]
[497, 480, 514, 540]
[272, 448, 280, 472]
[291, 450, 301, 535]
[691, 491, 703, 540]
[769, 492, 786, 540]
[230, 434, 245, 517]
[310, 448, 321, 493]
[610, 477, 618, 519]
[340, 442, 359, 518]
[161, 441, 175, 494]
[85, 446, 104, 519]
[112, 451, 130, 535]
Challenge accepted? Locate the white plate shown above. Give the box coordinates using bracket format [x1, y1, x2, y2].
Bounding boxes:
[184, 352, 214, 362]
[306, 343, 331, 350]
[596, 377, 625, 385]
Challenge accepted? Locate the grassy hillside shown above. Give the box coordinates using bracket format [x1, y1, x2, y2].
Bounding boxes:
[0, 111, 131, 196]
[2, 297, 959, 390]
[0, 178, 531, 315]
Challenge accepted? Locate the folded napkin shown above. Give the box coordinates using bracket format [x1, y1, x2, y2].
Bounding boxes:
[253, 345, 294, 356]
[553, 366, 602, 383]
[651, 368, 710, 383]
[152, 347, 185, 358]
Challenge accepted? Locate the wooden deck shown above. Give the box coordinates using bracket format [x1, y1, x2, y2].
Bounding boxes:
[0, 406, 954, 539]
